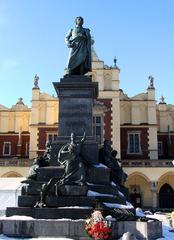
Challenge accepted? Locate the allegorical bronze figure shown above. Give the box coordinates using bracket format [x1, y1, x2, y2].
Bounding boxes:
[65, 16, 91, 75]
[34, 132, 87, 208]
[99, 140, 127, 185]
[58, 131, 87, 185]
[22, 141, 51, 182]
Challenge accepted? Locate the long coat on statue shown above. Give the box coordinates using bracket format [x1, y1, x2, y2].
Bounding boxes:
[65, 26, 91, 75]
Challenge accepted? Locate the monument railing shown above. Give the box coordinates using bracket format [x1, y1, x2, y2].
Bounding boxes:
[0, 158, 34, 167]
[122, 159, 174, 167]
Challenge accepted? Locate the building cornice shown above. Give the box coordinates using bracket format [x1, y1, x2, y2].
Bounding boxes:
[121, 124, 157, 128]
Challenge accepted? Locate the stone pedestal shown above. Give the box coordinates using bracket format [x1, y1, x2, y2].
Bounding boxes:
[51, 75, 99, 165]
[53, 75, 98, 136]
[0, 218, 162, 239]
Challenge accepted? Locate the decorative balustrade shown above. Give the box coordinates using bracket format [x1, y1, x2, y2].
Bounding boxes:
[0, 158, 173, 168]
[122, 159, 174, 167]
[0, 158, 33, 167]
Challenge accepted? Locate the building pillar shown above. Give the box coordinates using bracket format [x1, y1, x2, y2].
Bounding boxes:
[111, 95, 120, 158]
[111, 67, 120, 157]
[17, 144, 22, 157]
[147, 78, 158, 160]
[29, 75, 40, 159]
[150, 181, 158, 208]
[16, 128, 22, 157]
[29, 127, 39, 159]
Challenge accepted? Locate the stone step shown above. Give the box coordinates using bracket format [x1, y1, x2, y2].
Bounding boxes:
[37, 166, 64, 181]
[87, 166, 110, 184]
[6, 207, 93, 220]
[22, 182, 117, 197]
[95, 195, 127, 205]
[46, 196, 97, 208]
[18, 195, 97, 208]
[22, 185, 41, 195]
[22, 180, 73, 196]
[21, 182, 46, 195]
[18, 195, 40, 207]
[88, 183, 118, 195]
[18, 194, 126, 208]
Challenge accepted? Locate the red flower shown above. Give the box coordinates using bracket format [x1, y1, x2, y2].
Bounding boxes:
[85, 211, 112, 240]
[104, 234, 109, 239]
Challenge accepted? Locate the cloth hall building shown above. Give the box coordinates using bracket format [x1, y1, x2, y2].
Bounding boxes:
[0, 50, 174, 209]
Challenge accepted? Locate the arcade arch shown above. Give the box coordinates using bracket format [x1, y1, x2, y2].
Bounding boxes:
[1, 171, 23, 177]
[158, 172, 174, 208]
[125, 172, 151, 208]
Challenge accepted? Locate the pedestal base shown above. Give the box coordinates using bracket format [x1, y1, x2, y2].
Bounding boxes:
[0, 218, 162, 239]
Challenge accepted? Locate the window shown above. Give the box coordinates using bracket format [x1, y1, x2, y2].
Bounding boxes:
[93, 116, 103, 144]
[47, 133, 57, 143]
[127, 132, 141, 154]
[158, 142, 163, 156]
[3, 142, 11, 156]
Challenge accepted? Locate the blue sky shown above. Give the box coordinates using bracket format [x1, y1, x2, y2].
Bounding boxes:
[0, 0, 174, 107]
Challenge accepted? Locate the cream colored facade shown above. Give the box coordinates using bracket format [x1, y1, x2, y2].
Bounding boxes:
[120, 84, 158, 160]
[30, 88, 58, 159]
[0, 51, 174, 208]
[0, 166, 30, 178]
[0, 99, 30, 133]
[92, 50, 120, 156]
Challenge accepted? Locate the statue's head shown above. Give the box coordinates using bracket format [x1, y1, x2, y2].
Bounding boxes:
[111, 150, 117, 158]
[75, 16, 84, 26]
[104, 140, 112, 153]
[34, 156, 42, 165]
[104, 140, 112, 147]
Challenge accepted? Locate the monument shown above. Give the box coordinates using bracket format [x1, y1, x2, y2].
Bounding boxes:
[64, 16, 91, 76]
[1, 17, 162, 239]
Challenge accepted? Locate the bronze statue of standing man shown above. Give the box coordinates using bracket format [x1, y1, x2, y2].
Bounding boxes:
[65, 16, 91, 76]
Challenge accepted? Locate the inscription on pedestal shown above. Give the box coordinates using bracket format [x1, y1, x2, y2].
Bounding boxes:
[59, 98, 92, 136]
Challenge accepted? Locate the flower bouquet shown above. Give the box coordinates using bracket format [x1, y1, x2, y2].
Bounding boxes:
[85, 210, 112, 240]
